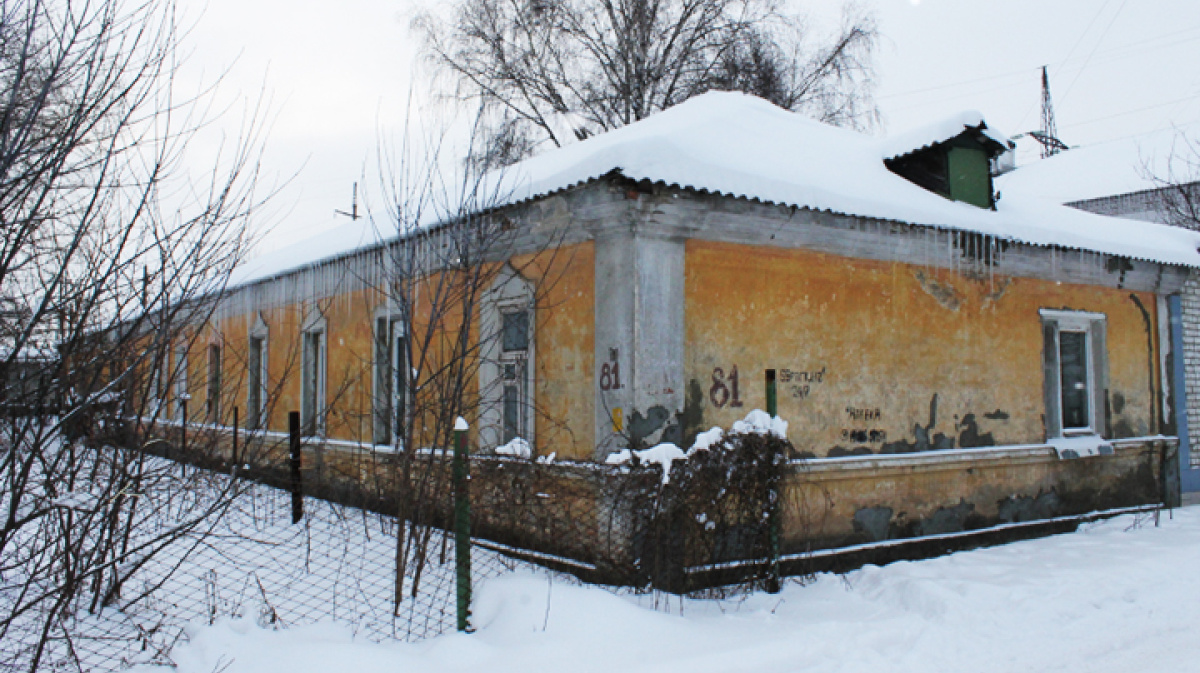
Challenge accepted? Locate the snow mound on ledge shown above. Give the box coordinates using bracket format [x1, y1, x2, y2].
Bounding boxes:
[495, 437, 532, 459]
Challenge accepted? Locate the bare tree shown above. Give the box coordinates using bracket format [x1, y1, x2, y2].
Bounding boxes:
[361, 115, 573, 610]
[415, 0, 878, 165]
[0, 0, 269, 669]
[1153, 134, 1200, 230]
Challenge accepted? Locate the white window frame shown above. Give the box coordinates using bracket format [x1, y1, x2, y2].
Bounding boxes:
[499, 307, 531, 445]
[247, 313, 269, 431]
[373, 308, 408, 447]
[173, 341, 189, 422]
[301, 308, 327, 438]
[1040, 309, 1107, 439]
[479, 266, 535, 452]
[206, 339, 222, 425]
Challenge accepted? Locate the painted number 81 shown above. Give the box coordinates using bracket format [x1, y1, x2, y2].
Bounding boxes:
[600, 361, 622, 391]
[710, 365, 744, 408]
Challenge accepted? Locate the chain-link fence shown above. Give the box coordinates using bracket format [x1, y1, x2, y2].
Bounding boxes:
[1, 423, 803, 672]
[0, 454, 530, 672]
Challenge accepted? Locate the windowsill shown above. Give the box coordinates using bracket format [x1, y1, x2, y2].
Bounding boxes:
[1047, 433, 1113, 459]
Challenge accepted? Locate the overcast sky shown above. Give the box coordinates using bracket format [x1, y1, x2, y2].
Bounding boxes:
[179, 0, 1200, 253]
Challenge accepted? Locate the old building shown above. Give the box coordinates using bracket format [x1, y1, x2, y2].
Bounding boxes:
[163, 92, 1200, 578]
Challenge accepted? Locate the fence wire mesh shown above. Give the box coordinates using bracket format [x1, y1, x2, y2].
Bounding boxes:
[2, 425, 801, 672]
[0, 456, 528, 673]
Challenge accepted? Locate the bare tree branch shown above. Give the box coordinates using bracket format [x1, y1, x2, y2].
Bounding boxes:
[415, 0, 878, 165]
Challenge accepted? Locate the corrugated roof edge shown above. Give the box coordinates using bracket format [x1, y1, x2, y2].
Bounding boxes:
[227, 169, 1193, 299]
[608, 175, 1193, 268]
[224, 174, 612, 293]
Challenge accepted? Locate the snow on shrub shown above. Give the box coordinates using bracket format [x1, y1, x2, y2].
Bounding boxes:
[629, 410, 795, 591]
[729, 409, 788, 441]
[605, 409, 790, 484]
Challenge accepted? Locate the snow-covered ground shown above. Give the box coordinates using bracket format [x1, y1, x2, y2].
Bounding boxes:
[134, 505, 1200, 673]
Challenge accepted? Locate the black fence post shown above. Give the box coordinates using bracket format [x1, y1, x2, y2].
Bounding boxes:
[289, 411, 303, 524]
[180, 396, 189, 454]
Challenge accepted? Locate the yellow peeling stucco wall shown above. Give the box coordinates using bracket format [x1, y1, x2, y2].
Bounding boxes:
[195, 287, 382, 443]
[183, 242, 595, 459]
[512, 241, 596, 461]
[684, 240, 1161, 457]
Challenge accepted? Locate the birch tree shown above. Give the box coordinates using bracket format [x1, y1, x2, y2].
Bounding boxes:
[416, 0, 878, 166]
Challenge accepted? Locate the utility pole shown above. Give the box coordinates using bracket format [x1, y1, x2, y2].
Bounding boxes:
[335, 182, 360, 221]
[1032, 66, 1068, 159]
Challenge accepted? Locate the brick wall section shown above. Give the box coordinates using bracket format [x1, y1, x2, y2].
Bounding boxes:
[1183, 271, 1200, 468]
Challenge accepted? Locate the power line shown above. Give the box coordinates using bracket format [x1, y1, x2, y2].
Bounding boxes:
[1060, 0, 1131, 103]
[880, 27, 1200, 110]
[1059, 92, 1200, 131]
[1015, 0, 1118, 132]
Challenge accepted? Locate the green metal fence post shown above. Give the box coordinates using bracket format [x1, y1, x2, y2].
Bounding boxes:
[765, 368, 777, 418]
[765, 369, 781, 594]
[453, 417, 472, 632]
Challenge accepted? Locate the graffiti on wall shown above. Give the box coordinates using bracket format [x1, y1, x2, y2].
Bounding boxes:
[779, 367, 825, 400]
[842, 406, 886, 444]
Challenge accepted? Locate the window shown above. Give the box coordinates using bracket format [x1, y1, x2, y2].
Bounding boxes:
[149, 348, 166, 411]
[301, 329, 325, 437]
[247, 336, 266, 430]
[500, 309, 530, 444]
[174, 342, 188, 422]
[1040, 309, 1108, 438]
[479, 267, 536, 450]
[373, 315, 407, 446]
[207, 343, 222, 424]
[247, 313, 269, 431]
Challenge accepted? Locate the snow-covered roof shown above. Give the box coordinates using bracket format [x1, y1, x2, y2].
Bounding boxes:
[879, 110, 1011, 160]
[997, 127, 1199, 205]
[232, 92, 1200, 287]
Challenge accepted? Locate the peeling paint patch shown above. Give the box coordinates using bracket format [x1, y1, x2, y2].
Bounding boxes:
[629, 406, 671, 449]
[997, 491, 1061, 523]
[956, 413, 995, 448]
[913, 270, 962, 311]
[853, 506, 893, 542]
[980, 277, 1013, 310]
[916, 500, 977, 536]
[881, 394, 955, 454]
[829, 445, 874, 458]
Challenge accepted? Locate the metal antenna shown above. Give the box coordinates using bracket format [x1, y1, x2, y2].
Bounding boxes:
[335, 182, 360, 221]
[1030, 66, 1068, 158]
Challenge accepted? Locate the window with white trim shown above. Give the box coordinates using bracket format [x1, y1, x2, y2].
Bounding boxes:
[373, 313, 407, 446]
[247, 314, 269, 431]
[206, 342, 222, 423]
[174, 341, 189, 422]
[500, 309, 530, 444]
[1040, 309, 1108, 438]
[479, 266, 535, 451]
[247, 336, 266, 429]
[301, 309, 327, 437]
